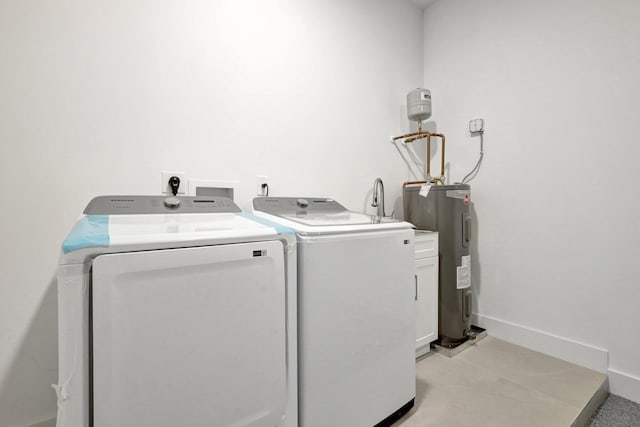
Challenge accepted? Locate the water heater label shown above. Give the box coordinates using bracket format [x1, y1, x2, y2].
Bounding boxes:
[461, 255, 471, 267]
[457, 265, 471, 289]
[419, 184, 431, 198]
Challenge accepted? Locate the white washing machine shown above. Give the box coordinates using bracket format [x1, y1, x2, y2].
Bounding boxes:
[56, 196, 297, 427]
[253, 197, 415, 427]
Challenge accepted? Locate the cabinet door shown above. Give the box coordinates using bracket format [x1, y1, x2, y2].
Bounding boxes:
[416, 256, 438, 357]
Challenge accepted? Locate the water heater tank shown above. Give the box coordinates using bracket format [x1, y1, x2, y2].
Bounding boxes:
[407, 88, 432, 122]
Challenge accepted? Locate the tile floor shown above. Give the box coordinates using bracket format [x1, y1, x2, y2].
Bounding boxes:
[396, 336, 608, 427]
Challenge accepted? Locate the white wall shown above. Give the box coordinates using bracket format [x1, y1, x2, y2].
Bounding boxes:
[0, 1, 423, 425]
[423, 0, 640, 401]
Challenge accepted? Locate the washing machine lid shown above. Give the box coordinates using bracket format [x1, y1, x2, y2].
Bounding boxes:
[252, 197, 413, 235]
[60, 196, 294, 265]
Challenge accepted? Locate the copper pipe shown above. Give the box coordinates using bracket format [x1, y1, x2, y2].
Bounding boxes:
[438, 134, 445, 178]
[403, 178, 444, 187]
[404, 132, 433, 144]
[402, 180, 427, 188]
[393, 130, 430, 141]
[393, 129, 447, 185]
[426, 134, 431, 178]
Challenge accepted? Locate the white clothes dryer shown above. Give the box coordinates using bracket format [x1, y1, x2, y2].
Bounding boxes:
[253, 197, 415, 427]
[56, 196, 297, 427]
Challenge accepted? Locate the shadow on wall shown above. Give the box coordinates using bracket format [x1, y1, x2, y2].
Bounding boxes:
[391, 195, 403, 220]
[0, 276, 58, 427]
[410, 121, 438, 180]
[361, 186, 375, 215]
[470, 203, 482, 315]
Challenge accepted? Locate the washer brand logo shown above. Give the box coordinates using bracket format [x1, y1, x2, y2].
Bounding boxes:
[404, 240, 410, 245]
[253, 250, 267, 257]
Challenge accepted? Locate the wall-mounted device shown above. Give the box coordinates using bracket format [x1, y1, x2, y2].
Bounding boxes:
[407, 88, 432, 122]
[469, 118, 484, 134]
[460, 118, 485, 184]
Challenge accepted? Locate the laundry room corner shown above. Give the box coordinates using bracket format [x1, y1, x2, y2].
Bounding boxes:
[420, 0, 640, 403]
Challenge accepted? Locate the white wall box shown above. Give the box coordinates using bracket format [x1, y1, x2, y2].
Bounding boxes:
[415, 230, 438, 358]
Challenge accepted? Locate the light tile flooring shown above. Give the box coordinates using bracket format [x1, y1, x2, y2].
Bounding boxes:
[397, 336, 608, 427]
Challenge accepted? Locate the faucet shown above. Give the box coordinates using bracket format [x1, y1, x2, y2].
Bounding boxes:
[371, 177, 385, 217]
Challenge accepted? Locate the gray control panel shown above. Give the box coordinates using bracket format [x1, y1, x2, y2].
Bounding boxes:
[84, 196, 241, 215]
[253, 197, 347, 214]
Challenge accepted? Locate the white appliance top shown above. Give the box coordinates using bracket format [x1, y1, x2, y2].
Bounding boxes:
[60, 196, 294, 265]
[252, 197, 414, 235]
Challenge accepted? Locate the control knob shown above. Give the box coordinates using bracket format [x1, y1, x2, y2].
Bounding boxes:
[164, 197, 181, 208]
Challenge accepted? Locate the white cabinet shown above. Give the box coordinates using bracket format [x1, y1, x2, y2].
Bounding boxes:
[415, 231, 438, 358]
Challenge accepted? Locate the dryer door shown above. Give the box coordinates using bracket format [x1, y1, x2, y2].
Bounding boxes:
[92, 241, 286, 427]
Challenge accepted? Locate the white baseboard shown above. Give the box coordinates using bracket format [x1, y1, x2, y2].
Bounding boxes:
[473, 313, 640, 404]
[608, 368, 640, 404]
[472, 313, 609, 373]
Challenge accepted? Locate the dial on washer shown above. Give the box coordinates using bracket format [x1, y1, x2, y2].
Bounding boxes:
[164, 197, 181, 208]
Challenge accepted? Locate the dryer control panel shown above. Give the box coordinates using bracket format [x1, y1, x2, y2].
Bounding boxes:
[84, 196, 241, 215]
[253, 197, 347, 215]
[253, 197, 401, 226]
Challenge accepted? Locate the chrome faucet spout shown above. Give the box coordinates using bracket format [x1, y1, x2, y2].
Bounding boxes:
[371, 178, 385, 217]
